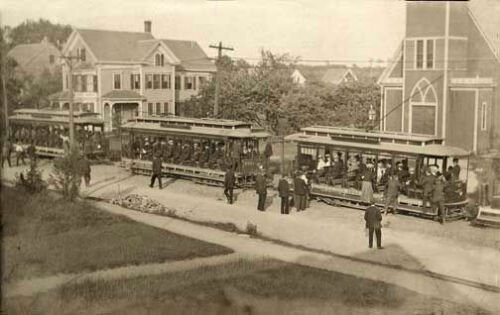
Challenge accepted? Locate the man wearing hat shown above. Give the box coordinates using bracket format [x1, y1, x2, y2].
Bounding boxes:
[364, 200, 383, 249]
[224, 164, 236, 204]
[432, 176, 446, 224]
[255, 168, 267, 211]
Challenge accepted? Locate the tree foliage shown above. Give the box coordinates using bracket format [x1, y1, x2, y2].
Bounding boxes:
[8, 18, 72, 47]
[182, 51, 381, 134]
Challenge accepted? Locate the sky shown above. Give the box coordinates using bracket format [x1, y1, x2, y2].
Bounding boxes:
[0, 0, 406, 66]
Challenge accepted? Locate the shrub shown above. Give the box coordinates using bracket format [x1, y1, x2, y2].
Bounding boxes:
[245, 221, 258, 236]
[48, 146, 83, 201]
[15, 157, 47, 194]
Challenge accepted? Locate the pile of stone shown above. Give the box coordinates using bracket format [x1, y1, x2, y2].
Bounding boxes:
[111, 194, 166, 214]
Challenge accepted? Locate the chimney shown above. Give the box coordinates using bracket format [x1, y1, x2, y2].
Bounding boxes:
[144, 20, 152, 33]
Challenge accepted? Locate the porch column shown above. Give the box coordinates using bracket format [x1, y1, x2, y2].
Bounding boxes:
[171, 67, 176, 115]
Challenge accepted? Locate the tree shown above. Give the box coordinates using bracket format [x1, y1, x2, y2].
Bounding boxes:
[183, 50, 296, 133]
[8, 19, 71, 47]
[1, 27, 24, 133]
[328, 81, 381, 129]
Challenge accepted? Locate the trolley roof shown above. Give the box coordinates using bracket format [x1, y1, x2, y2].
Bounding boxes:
[9, 109, 104, 125]
[121, 121, 270, 139]
[301, 126, 444, 146]
[133, 116, 253, 129]
[285, 130, 469, 157]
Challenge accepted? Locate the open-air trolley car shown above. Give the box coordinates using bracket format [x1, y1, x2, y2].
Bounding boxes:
[120, 116, 270, 187]
[8, 109, 105, 158]
[285, 126, 471, 220]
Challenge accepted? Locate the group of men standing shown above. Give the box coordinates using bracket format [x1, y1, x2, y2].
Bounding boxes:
[1, 138, 36, 168]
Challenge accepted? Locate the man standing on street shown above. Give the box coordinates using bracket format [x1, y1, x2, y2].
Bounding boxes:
[294, 172, 306, 211]
[364, 201, 383, 249]
[224, 165, 235, 204]
[15, 140, 26, 166]
[150, 155, 162, 189]
[278, 175, 290, 214]
[2, 138, 12, 168]
[255, 170, 267, 211]
[384, 175, 400, 215]
[80, 156, 91, 187]
[432, 176, 446, 224]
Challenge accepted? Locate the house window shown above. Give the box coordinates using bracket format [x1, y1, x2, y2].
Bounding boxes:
[80, 48, 86, 62]
[147, 103, 153, 115]
[49, 55, 55, 64]
[153, 74, 161, 89]
[163, 102, 169, 114]
[156, 102, 161, 115]
[184, 76, 195, 90]
[415, 39, 435, 70]
[161, 74, 170, 89]
[65, 75, 68, 90]
[113, 74, 121, 90]
[426, 39, 434, 69]
[155, 53, 164, 66]
[86, 75, 93, 92]
[175, 76, 181, 90]
[74, 75, 81, 92]
[146, 74, 153, 89]
[481, 102, 487, 130]
[130, 74, 140, 90]
[93, 75, 98, 92]
[416, 40, 424, 69]
[81, 75, 87, 92]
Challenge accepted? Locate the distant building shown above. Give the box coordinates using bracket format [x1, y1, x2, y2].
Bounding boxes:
[50, 21, 216, 131]
[291, 69, 307, 85]
[378, 0, 500, 153]
[291, 66, 358, 86]
[7, 36, 61, 79]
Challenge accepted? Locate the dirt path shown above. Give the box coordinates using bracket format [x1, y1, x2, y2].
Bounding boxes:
[91, 201, 500, 313]
[4, 252, 245, 298]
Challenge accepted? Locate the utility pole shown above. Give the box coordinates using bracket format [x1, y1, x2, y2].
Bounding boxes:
[1, 14, 10, 138]
[209, 41, 233, 117]
[60, 53, 82, 149]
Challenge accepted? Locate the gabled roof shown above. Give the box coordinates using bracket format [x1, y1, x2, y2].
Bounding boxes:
[468, 0, 500, 62]
[7, 39, 60, 67]
[161, 39, 215, 72]
[321, 68, 358, 84]
[76, 28, 154, 62]
[69, 28, 215, 71]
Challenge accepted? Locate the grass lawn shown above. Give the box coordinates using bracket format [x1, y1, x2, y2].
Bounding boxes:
[1, 186, 232, 281]
[5, 258, 489, 315]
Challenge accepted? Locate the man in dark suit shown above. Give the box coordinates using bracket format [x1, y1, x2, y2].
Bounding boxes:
[150, 155, 162, 189]
[278, 175, 290, 214]
[421, 169, 435, 207]
[224, 166, 236, 204]
[364, 201, 383, 249]
[255, 170, 267, 211]
[294, 173, 307, 211]
[432, 177, 446, 224]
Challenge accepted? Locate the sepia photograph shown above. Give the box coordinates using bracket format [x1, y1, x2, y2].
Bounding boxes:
[1, 0, 499, 314]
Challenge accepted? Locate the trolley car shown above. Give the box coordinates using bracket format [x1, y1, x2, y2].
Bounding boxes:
[8, 109, 105, 158]
[285, 126, 471, 220]
[120, 116, 270, 187]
